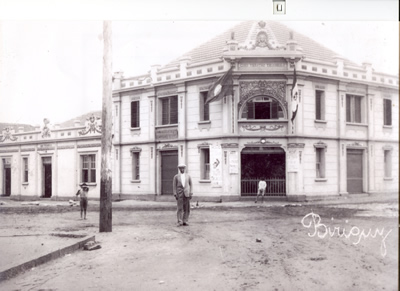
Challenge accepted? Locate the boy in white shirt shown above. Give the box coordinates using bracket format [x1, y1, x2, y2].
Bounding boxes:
[255, 178, 267, 203]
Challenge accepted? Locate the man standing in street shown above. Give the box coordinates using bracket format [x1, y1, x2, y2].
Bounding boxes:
[173, 163, 193, 226]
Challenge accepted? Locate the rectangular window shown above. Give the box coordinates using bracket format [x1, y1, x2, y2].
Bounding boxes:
[316, 148, 325, 178]
[346, 94, 363, 123]
[131, 101, 140, 128]
[81, 154, 96, 183]
[23, 157, 29, 183]
[199, 92, 210, 121]
[161, 96, 178, 125]
[315, 90, 325, 120]
[384, 150, 392, 178]
[383, 99, 392, 126]
[132, 152, 140, 180]
[200, 148, 210, 180]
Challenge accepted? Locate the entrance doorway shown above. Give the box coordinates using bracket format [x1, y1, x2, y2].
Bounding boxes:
[347, 149, 363, 194]
[161, 151, 178, 195]
[42, 157, 52, 198]
[241, 147, 286, 196]
[2, 159, 11, 196]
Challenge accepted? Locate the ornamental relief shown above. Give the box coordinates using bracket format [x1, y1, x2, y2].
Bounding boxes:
[0, 127, 18, 142]
[79, 115, 102, 136]
[238, 81, 287, 112]
[240, 124, 285, 132]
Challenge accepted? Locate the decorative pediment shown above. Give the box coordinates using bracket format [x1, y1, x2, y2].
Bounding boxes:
[197, 142, 211, 149]
[130, 146, 142, 152]
[79, 115, 102, 136]
[314, 141, 327, 152]
[0, 127, 18, 142]
[161, 143, 177, 149]
[313, 141, 327, 148]
[239, 21, 285, 51]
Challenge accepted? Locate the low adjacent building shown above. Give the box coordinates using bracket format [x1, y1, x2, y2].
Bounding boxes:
[0, 113, 102, 200]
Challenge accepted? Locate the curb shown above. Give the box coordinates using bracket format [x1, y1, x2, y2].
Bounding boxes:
[0, 235, 95, 281]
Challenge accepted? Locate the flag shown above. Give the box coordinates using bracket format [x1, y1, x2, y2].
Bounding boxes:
[205, 67, 233, 104]
[290, 67, 299, 122]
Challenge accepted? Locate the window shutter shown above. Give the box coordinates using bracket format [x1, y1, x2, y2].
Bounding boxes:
[384, 99, 392, 126]
[247, 102, 254, 119]
[346, 95, 351, 122]
[170, 96, 178, 124]
[271, 101, 278, 119]
[354, 96, 361, 123]
[203, 94, 210, 121]
[161, 99, 169, 125]
[131, 101, 140, 128]
[315, 91, 321, 120]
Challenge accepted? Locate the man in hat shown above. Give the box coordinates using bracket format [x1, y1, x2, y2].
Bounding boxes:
[173, 163, 193, 226]
[76, 183, 89, 219]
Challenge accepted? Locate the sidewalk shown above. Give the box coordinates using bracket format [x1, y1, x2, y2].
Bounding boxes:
[0, 191, 398, 210]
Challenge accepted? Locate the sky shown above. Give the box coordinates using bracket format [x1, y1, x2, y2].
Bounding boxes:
[0, 20, 398, 125]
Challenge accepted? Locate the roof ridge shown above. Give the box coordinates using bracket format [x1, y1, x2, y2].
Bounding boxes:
[142, 21, 362, 76]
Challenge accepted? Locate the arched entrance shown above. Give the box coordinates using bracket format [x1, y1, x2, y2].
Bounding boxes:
[241, 147, 286, 196]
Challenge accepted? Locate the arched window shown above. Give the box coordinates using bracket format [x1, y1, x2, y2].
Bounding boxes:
[241, 96, 285, 120]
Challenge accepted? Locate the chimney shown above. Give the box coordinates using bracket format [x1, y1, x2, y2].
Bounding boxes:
[74, 119, 81, 127]
[18, 126, 24, 133]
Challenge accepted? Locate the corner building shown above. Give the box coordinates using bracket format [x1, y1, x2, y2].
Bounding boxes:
[112, 21, 398, 201]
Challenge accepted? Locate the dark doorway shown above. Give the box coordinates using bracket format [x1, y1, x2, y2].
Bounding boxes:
[161, 151, 178, 195]
[42, 157, 52, 198]
[241, 147, 286, 196]
[3, 159, 11, 196]
[347, 149, 363, 194]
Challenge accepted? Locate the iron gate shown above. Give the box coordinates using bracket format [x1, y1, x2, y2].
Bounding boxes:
[241, 178, 286, 196]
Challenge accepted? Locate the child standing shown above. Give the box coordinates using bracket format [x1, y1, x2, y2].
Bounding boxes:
[255, 178, 267, 203]
[76, 183, 89, 219]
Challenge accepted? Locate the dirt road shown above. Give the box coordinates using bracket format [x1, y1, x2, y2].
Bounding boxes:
[0, 202, 398, 290]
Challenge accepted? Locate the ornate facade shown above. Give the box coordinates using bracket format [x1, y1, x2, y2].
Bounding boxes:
[111, 21, 398, 201]
[113, 21, 398, 200]
[0, 115, 102, 199]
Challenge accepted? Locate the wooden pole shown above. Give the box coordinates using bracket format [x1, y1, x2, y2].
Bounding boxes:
[99, 20, 113, 232]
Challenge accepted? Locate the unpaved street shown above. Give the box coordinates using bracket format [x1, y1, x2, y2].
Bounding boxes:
[0, 202, 398, 291]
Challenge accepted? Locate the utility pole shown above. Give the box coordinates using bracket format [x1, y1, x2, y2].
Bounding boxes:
[99, 20, 112, 232]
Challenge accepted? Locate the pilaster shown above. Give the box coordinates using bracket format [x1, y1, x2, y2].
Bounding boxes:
[177, 84, 187, 139]
[337, 82, 347, 138]
[286, 142, 305, 198]
[338, 142, 348, 195]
